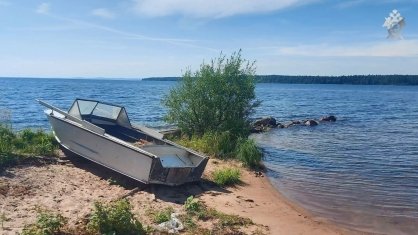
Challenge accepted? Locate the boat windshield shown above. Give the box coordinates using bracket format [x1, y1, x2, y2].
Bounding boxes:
[68, 99, 131, 128]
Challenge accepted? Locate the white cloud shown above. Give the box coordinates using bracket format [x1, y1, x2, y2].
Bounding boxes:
[132, 0, 317, 18]
[275, 40, 418, 57]
[92, 8, 116, 19]
[36, 2, 50, 14]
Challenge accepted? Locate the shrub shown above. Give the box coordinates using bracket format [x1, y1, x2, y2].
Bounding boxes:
[15, 129, 58, 156]
[21, 210, 66, 235]
[0, 126, 58, 169]
[152, 207, 174, 224]
[87, 199, 145, 235]
[236, 138, 262, 168]
[184, 196, 203, 215]
[0, 125, 17, 168]
[212, 168, 241, 187]
[163, 50, 260, 137]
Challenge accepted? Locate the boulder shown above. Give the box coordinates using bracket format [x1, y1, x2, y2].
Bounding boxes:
[305, 120, 318, 126]
[320, 115, 337, 122]
[253, 116, 277, 127]
[291, 120, 301, 125]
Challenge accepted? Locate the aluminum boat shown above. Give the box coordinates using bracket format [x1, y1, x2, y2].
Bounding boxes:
[38, 99, 208, 186]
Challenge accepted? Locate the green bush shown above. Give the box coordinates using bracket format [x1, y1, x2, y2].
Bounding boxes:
[14, 129, 57, 156]
[21, 210, 66, 235]
[0, 126, 58, 169]
[236, 138, 262, 168]
[87, 199, 145, 235]
[212, 168, 241, 187]
[163, 50, 260, 137]
[0, 125, 17, 168]
[152, 207, 174, 224]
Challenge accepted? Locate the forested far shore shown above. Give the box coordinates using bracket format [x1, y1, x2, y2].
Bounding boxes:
[142, 75, 418, 85]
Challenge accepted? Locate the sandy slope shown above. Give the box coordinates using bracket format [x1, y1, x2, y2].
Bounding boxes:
[0, 152, 353, 234]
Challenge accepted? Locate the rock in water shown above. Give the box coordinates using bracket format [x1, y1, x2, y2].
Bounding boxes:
[305, 120, 319, 126]
[320, 115, 337, 122]
[253, 116, 277, 127]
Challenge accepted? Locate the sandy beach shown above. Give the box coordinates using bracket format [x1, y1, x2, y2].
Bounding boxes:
[0, 150, 353, 234]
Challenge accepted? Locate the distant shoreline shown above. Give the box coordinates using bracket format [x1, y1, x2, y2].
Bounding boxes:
[142, 75, 418, 85]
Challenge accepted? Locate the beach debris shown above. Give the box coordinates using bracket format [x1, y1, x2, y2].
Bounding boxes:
[155, 212, 184, 233]
[254, 171, 263, 177]
[383, 9, 405, 40]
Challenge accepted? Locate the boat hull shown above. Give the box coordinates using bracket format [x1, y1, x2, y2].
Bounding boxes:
[45, 112, 208, 186]
[47, 115, 154, 184]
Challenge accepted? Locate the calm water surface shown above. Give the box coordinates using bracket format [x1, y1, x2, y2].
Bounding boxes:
[1, 78, 418, 234]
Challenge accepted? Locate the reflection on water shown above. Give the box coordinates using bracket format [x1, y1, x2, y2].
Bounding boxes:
[1, 78, 418, 234]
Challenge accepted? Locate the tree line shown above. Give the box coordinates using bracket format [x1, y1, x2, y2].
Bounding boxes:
[143, 75, 418, 85]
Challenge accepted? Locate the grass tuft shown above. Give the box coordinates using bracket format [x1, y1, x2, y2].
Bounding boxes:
[151, 207, 174, 224]
[21, 210, 66, 235]
[212, 167, 241, 187]
[87, 199, 145, 235]
[236, 138, 262, 168]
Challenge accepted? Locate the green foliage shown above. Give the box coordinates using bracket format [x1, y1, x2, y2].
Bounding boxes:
[0, 125, 58, 169]
[14, 129, 58, 156]
[177, 131, 237, 158]
[0, 125, 18, 168]
[1, 212, 8, 230]
[182, 196, 252, 233]
[236, 138, 262, 168]
[184, 196, 203, 215]
[21, 210, 66, 235]
[87, 199, 145, 235]
[163, 50, 260, 137]
[212, 168, 241, 187]
[151, 207, 174, 224]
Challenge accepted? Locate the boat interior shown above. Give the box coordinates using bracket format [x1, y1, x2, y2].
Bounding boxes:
[67, 99, 202, 167]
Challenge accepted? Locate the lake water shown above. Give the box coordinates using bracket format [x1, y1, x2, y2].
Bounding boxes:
[1, 77, 418, 234]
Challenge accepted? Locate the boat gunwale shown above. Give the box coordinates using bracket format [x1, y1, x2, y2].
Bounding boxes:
[46, 110, 157, 160]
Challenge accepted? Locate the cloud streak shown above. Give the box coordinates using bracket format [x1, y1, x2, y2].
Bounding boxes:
[132, 0, 317, 18]
[92, 8, 116, 19]
[37, 11, 218, 51]
[275, 40, 418, 57]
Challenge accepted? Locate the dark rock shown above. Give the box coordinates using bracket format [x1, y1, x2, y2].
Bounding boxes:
[305, 120, 318, 126]
[320, 115, 337, 122]
[291, 120, 301, 125]
[253, 116, 277, 127]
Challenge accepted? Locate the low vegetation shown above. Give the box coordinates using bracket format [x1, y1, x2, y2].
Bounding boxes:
[236, 138, 262, 168]
[212, 167, 241, 187]
[21, 210, 66, 235]
[148, 206, 174, 224]
[0, 125, 58, 170]
[182, 196, 253, 233]
[87, 199, 146, 235]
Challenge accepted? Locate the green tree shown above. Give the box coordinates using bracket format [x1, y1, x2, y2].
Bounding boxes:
[163, 50, 260, 137]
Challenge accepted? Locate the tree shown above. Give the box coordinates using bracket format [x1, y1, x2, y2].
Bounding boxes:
[163, 50, 260, 137]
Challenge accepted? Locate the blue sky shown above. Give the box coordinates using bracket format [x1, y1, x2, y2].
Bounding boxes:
[0, 0, 417, 78]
